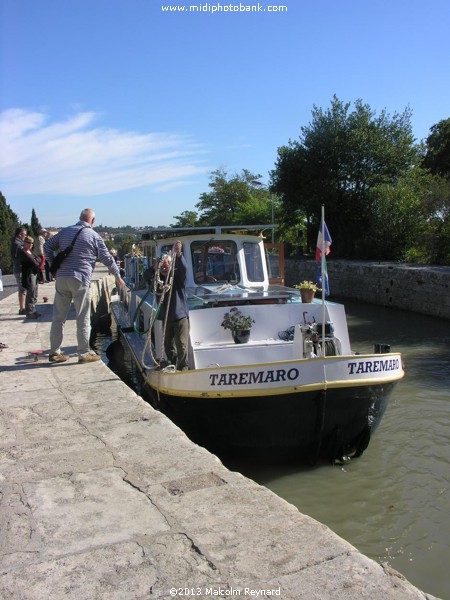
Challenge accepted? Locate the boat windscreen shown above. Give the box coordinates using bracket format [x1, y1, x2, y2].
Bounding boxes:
[243, 241, 265, 282]
[191, 240, 241, 284]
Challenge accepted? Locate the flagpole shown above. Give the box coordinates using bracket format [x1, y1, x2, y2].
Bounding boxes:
[321, 205, 326, 357]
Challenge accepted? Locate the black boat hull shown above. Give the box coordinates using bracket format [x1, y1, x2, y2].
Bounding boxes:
[146, 382, 394, 463]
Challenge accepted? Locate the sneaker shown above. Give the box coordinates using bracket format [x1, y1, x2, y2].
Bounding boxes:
[26, 312, 41, 319]
[78, 353, 101, 364]
[49, 353, 69, 363]
[19, 309, 26, 315]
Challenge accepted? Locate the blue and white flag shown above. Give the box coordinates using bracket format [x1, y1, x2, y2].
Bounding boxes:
[317, 256, 330, 296]
[316, 218, 332, 296]
[315, 220, 332, 262]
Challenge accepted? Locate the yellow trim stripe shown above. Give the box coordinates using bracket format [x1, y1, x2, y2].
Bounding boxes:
[147, 371, 404, 399]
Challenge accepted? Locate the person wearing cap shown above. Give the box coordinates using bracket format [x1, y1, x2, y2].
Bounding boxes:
[44, 208, 126, 364]
[20, 236, 41, 319]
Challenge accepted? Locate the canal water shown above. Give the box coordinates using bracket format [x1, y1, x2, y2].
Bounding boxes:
[97, 300, 449, 599]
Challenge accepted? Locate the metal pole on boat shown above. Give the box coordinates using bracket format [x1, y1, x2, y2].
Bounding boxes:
[321, 205, 326, 357]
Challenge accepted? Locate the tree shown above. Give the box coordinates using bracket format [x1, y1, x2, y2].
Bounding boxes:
[30, 208, 43, 237]
[117, 237, 138, 258]
[366, 168, 435, 261]
[171, 210, 199, 228]
[195, 169, 273, 226]
[422, 118, 450, 181]
[270, 96, 419, 258]
[0, 192, 21, 274]
[418, 118, 450, 264]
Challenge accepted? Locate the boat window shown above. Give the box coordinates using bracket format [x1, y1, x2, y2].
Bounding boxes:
[243, 242, 264, 282]
[143, 243, 157, 263]
[140, 244, 157, 287]
[160, 243, 174, 257]
[191, 240, 240, 284]
[264, 243, 285, 285]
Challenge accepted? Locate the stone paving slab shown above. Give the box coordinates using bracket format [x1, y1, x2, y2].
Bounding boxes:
[0, 269, 441, 600]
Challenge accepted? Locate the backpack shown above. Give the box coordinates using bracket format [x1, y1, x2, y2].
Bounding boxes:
[50, 227, 84, 276]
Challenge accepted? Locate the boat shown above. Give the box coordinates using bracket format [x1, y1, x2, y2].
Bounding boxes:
[110, 225, 404, 463]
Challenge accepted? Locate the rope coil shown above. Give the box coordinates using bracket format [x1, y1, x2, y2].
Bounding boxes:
[141, 246, 177, 370]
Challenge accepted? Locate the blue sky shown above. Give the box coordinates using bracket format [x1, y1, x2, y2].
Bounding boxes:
[1, 0, 449, 228]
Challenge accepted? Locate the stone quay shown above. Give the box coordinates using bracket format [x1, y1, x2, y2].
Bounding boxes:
[0, 267, 441, 599]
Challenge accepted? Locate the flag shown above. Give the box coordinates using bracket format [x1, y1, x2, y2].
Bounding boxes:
[315, 220, 332, 262]
[317, 257, 330, 296]
[316, 218, 332, 296]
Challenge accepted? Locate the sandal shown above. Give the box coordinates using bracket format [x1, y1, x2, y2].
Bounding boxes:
[0, 343, 8, 349]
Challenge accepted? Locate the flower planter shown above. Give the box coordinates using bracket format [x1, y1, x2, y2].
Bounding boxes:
[222, 307, 254, 343]
[232, 329, 251, 344]
[300, 289, 315, 303]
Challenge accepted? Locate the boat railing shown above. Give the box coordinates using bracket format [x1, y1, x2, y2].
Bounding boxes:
[124, 254, 148, 290]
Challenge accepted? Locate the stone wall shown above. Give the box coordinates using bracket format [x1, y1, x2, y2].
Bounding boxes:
[90, 273, 117, 330]
[286, 259, 450, 320]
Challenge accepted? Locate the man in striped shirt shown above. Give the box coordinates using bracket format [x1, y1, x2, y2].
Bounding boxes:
[44, 208, 126, 364]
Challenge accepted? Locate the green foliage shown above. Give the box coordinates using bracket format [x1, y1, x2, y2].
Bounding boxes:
[294, 280, 320, 291]
[425, 176, 450, 264]
[274, 219, 306, 256]
[270, 96, 419, 258]
[422, 118, 450, 181]
[403, 246, 431, 264]
[30, 208, 43, 237]
[192, 168, 299, 245]
[235, 192, 271, 224]
[221, 307, 254, 332]
[432, 213, 450, 264]
[195, 169, 274, 228]
[171, 210, 199, 227]
[117, 237, 138, 257]
[366, 168, 433, 260]
[0, 192, 21, 274]
[112, 233, 139, 244]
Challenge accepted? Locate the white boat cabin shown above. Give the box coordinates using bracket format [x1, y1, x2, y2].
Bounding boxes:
[120, 225, 352, 369]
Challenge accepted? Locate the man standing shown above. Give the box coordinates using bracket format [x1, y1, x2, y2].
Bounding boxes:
[21, 236, 41, 319]
[157, 240, 190, 371]
[44, 208, 126, 364]
[10, 227, 27, 314]
[43, 230, 54, 281]
[33, 228, 48, 283]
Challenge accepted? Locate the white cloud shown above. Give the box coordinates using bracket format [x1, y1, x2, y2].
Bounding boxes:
[0, 109, 208, 195]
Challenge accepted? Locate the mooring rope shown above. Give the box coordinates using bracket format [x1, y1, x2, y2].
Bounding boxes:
[141, 246, 177, 371]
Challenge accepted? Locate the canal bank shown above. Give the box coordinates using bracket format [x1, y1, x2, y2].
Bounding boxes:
[0, 267, 441, 600]
[286, 259, 450, 320]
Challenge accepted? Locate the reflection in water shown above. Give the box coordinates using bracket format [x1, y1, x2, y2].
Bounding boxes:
[97, 300, 450, 599]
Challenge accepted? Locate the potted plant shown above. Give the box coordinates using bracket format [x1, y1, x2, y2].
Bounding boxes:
[221, 307, 255, 344]
[294, 280, 321, 303]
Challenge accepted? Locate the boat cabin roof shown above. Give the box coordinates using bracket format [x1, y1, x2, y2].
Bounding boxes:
[126, 224, 299, 306]
[141, 224, 275, 241]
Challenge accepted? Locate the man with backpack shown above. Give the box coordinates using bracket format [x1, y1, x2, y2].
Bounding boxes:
[44, 208, 126, 364]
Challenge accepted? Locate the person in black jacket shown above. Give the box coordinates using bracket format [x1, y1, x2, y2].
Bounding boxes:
[157, 241, 190, 370]
[21, 236, 41, 319]
[10, 226, 27, 314]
